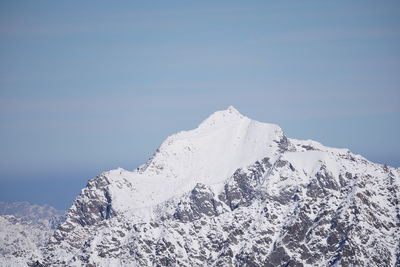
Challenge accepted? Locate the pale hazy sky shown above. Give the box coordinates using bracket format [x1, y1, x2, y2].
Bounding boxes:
[1, 1, 399, 209]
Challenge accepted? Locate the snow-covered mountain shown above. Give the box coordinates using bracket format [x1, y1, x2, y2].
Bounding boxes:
[2, 106, 400, 266]
[0, 201, 65, 229]
[0, 202, 65, 266]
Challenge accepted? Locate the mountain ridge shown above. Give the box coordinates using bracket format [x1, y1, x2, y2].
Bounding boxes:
[1, 106, 399, 266]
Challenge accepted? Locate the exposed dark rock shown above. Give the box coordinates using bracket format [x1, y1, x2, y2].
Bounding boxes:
[174, 183, 224, 222]
[220, 158, 272, 210]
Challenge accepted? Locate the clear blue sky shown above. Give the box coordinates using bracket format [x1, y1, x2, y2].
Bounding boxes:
[1, 1, 399, 209]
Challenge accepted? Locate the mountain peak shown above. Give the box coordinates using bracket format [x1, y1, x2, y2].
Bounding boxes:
[198, 106, 245, 130]
[124, 106, 285, 211]
[226, 105, 240, 114]
[220, 105, 243, 117]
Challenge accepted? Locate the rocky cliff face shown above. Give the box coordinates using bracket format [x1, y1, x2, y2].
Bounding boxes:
[2, 107, 399, 266]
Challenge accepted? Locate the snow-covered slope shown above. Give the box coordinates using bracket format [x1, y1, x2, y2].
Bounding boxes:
[70, 106, 285, 217]
[0, 215, 52, 267]
[2, 106, 399, 266]
[0, 202, 65, 266]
